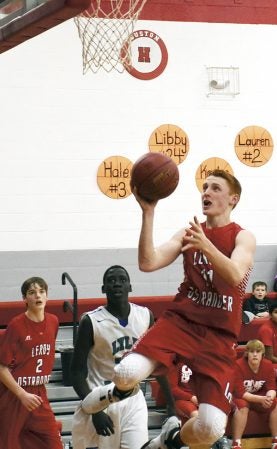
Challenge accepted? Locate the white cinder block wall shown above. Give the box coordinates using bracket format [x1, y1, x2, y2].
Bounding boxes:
[0, 19, 276, 300]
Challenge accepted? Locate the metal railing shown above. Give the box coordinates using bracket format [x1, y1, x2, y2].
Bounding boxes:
[62, 272, 78, 346]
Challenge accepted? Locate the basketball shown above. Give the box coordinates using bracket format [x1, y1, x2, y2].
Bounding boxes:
[130, 152, 179, 201]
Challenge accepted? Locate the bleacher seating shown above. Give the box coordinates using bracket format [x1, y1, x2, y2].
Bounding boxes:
[0, 293, 276, 447]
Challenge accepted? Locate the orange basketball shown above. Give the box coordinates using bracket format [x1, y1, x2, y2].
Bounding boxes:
[130, 152, 179, 201]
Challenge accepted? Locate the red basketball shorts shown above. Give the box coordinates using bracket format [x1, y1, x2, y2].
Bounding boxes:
[0, 384, 63, 449]
[132, 315, 236, 414]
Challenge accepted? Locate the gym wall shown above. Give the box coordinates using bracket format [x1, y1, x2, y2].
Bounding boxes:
[0, 17, 276, 300]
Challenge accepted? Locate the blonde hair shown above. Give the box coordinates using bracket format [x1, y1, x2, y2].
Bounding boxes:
[244, 339, 265, 358]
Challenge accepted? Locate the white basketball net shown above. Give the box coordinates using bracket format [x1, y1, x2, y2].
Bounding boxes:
[74, 0, 148, 74]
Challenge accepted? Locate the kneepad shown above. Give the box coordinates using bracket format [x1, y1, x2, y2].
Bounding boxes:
[193, 404, 227, 444]
[113, 353, 156, 390]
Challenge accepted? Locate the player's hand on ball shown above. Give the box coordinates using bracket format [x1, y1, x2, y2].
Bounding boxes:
[132, 186, 158, 209]
[92, 411, 114, 436]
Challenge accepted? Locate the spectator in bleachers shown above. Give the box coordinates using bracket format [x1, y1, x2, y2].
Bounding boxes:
[257, 300, 277, 365]
[243, 281, 270, 319]
[230, 339, 277, 449]
[71, 265, 167, 449]
[0, 276, 63, 449]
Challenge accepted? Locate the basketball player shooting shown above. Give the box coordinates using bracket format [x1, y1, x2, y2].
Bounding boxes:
[80, 169, 256, 449]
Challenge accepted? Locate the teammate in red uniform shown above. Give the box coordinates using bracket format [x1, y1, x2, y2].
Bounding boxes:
[165, 362, 199, 422]
[257, 301, 277, 364]
[80, 169, 256, 449]
[231, 339, 277, 449]
[157, 362, 230, 449]
[0, 276, 63, 449]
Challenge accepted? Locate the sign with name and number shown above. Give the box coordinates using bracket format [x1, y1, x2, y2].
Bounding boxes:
[234, 125, 273, 167]
[148, 123, 189, 165]
[97, 156, 133, 199]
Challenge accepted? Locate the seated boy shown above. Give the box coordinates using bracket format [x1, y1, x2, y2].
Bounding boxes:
[231, 339, 277, 449]
[243, 281, 271, 319]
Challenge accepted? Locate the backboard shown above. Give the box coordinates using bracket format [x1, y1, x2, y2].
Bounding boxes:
[0, 0, 90, 53]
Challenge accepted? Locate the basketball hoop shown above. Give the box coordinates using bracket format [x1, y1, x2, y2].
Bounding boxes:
[74, 0, 148, 74]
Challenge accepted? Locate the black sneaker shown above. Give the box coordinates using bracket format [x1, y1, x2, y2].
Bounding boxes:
[212, 436, 231, 449]
[141, 416, 181, 449]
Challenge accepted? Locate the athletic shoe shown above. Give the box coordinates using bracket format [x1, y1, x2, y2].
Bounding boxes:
[82, 382, 140, 414]
[212, 436, 231, 449]
[141, 416, 181, 449]
[231, 445, 241, 449]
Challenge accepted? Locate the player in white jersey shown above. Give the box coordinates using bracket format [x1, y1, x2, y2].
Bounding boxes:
[71, 265, 154, 449]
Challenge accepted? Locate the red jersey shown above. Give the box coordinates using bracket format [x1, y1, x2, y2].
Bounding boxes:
[165, 222, 251, 338]
[233, 357, 276, 398]
[168, 362, 198, 420]
[0, 312, 58, 387]
[170, 362, 195, 402]
[258, 320, 277, 356]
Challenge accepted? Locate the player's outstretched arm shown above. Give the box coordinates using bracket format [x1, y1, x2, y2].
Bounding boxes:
[133, 187, 183, 272]
[138, 214, 184, 273]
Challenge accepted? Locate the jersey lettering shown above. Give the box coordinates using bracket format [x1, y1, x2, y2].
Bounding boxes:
[112, 336, 137, 356]
[180, 364, 192, 383]
[31, 344, 51, 357]
[201, 268, 214, 284]
[193, 251, 209, 266]
[17, 375, 51, 386]
[36, 358, 43, 373]
[244, 379, 266, 393]
[187, 286, 233, 311]
[224, 382, 232, 403]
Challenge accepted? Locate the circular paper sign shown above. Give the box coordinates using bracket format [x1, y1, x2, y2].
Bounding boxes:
[148, 124, 189, 165]
[234, 125, 273, 167]
[97, 156, 133, 199]
[195, 157, 234, 192]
